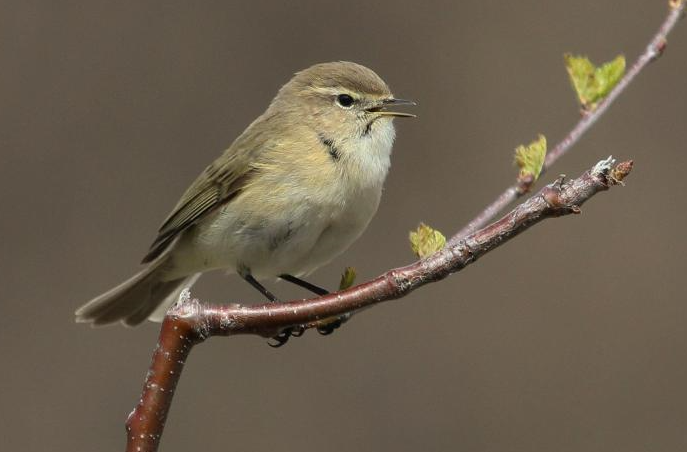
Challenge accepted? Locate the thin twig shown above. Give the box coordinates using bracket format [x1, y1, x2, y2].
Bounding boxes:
[126, 157, 633, 452]
[450, 1, 685, 244]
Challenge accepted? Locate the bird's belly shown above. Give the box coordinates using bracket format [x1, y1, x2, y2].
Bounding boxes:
[294, 189, 381, 276]
[165, 184, 382, 280]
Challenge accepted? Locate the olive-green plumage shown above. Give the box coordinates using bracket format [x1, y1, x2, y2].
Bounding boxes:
[76, 61, 414, 326]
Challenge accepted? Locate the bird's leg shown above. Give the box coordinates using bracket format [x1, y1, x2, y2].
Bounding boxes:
[242, 273, 279, 301]
[279, 274, 329, 296]
[279, 274, 348, 335]
[239, 272, 302, 347]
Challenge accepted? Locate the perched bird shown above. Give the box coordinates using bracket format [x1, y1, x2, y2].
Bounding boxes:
[75, 61, 415, 344]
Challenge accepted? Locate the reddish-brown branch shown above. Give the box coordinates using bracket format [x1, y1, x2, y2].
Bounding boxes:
[451, 1, 685, 243]
[126, 157, 633, 452]
[124, 4, 683, 450]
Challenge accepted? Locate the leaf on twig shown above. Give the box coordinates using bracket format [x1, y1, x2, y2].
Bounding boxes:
[338, 267, 357, 290]
[564, 54, 625, 110]
[409, 223, 446, 258]
[514, 134, 547, 182]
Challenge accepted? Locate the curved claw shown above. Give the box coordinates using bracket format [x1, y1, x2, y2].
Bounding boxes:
[268, 330, 291, 348]
[317, 319, 342, 336]
[267, 325, 308, 347]
[291, 325, 306, 337]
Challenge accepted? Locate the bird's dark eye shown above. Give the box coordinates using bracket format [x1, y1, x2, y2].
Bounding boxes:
[336, 94, 355, 108]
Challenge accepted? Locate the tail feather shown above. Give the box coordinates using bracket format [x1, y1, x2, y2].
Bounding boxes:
[119, 275, 197, 326]
[76, 255, 199, 326]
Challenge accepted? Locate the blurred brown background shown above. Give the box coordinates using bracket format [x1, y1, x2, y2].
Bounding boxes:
[1, 1, 686, 451]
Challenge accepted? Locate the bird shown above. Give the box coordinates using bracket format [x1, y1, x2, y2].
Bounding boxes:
[75, 61, 415, 345]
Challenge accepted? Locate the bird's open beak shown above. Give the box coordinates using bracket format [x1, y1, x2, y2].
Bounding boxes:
[369, 98, 417, 118]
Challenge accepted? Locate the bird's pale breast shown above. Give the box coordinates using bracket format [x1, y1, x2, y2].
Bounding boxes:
[164, 120, 396, 280]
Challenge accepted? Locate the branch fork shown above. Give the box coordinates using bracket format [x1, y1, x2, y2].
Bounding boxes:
[122, 2, 683, 450]
[126, 158, 633, 452]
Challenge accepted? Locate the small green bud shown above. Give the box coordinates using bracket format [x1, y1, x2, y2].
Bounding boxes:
[514, 134, 547, 182]
[409, 223, 446, 258]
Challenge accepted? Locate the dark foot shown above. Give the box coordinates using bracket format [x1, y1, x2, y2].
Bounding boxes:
[279, 274, 355, 337]
[268, 323, 308, 347]
[317, 320, 341, 335]
[239, 272, 306, 347]
[317, 313, 352, 336]
[267, 329, 291, 348]
[290, 324, 306, 337]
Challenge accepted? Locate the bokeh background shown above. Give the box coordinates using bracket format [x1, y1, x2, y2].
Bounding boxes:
[2, 1, 686, 451]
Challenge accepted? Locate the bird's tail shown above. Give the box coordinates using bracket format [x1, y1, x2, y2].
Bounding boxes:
[75, 255, 200, 326]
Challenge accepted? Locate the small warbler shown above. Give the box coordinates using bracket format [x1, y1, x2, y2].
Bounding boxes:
[76, 61, 415, 343]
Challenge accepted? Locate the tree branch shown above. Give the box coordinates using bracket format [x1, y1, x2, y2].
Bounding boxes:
[451, 0, 685, 243]
[123, 3, 684, 450]
[126, 157, 633, 452]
